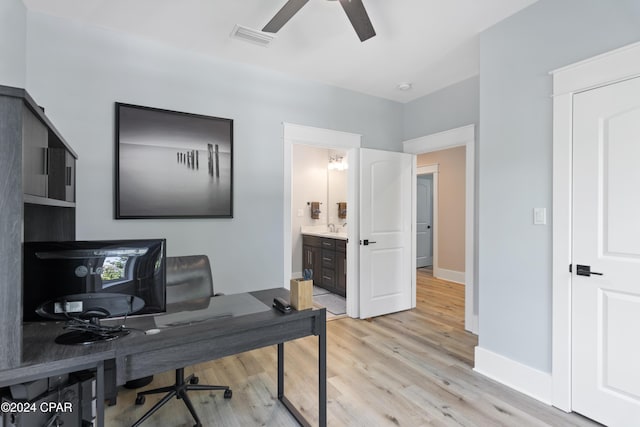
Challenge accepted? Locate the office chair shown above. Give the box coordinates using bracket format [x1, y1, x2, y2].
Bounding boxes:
[132, 255, 232, 427]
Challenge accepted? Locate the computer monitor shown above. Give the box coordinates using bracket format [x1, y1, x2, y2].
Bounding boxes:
[23, 239, 166, 344]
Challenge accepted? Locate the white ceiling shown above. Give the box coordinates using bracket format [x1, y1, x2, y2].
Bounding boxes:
[21, 0, 538, 103]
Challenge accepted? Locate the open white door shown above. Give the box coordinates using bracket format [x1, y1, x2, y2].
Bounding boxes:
[359, 148, 414, 318]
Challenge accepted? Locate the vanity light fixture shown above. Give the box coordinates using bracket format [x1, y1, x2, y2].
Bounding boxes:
[328, 155, 348, 171]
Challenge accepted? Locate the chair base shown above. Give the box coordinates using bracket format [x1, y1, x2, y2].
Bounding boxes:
[132, 368, 231, 427]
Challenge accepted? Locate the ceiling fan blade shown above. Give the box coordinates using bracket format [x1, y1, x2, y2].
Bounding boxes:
[338, 0, 376, 42]
[262, 0, 309, 33]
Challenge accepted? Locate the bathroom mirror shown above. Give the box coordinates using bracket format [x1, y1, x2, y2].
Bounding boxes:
[327, 151, 347, 224]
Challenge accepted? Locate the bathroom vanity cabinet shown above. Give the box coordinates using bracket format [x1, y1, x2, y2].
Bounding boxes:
[303, 234, 346, 297]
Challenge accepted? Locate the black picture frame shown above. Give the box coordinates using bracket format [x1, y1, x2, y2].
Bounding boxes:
[115, 103, 233, 219]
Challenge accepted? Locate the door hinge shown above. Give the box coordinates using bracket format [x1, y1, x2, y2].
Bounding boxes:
[569, 264, 572, 273]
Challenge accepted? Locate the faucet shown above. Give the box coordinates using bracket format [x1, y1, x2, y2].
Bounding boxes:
[342, 222, 347, 228]
[328, 223, 336, 232]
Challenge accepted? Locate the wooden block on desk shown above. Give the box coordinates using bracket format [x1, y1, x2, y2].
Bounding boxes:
[290, 279, 313, 311]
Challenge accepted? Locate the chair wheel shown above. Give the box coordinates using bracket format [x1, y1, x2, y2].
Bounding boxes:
[189, 376, 199, 385]
[135, 395, 145, 405]
[224, 389, 232, 399]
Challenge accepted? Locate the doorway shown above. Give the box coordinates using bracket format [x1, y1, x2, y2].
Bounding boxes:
[404, 124, 476, 333]
[291, 144, 348, 319]
[416, 174, 433, 269]
[416, 165, 438, 273]
[283, 123, 360, 317]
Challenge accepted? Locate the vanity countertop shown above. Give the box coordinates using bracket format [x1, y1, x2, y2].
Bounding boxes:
[302, 231, 348, 240]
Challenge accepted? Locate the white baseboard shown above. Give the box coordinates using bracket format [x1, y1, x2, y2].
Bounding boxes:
[434, 267, 465, 285]
[474, 346, 552, 405]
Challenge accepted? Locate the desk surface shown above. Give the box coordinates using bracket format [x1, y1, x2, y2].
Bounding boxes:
[0, 288, 319, 387]
[115, 288, 324, 384]
[1, 288, 327, 427]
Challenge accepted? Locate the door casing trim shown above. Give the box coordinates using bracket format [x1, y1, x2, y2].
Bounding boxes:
[283, 123, 361, 318]
[551, 40, 640, 411]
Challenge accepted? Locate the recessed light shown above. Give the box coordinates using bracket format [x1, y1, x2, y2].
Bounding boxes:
[396, 82, 412, 91]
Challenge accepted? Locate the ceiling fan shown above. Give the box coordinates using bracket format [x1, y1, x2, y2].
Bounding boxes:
[262, 0, 376, 42]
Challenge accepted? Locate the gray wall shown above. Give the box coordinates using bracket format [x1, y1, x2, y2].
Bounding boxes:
[22, 12, 403, 295]
[479, 0, 640, 372]
[0, 0, 26, 87]
[403, 75, 479, 141]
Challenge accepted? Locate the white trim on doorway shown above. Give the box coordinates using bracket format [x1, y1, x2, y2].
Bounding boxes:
[283, 123, 361, 318]
[551, 41, 640, 412]
[403, 124, 477, 334]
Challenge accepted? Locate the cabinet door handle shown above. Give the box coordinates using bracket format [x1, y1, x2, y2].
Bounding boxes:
[323, 257, 332, 262]
[65, 166, 72, 186]
[42, 147, 49, 175]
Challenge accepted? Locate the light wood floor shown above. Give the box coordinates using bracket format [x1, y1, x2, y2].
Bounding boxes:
[106, 269, 599, 426]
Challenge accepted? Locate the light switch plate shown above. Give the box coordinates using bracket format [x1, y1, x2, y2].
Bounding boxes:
[534, 207, 546, 225]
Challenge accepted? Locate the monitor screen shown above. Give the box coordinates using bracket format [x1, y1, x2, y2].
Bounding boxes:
[23, 239, 166, 322]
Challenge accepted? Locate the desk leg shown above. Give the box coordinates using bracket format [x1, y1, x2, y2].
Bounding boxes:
[96, 360, 105, 427]
[318, 315, 327, 427]
[277, 342, 284, 399]
[278, 342, 311, 427]
[277, 314, 327, 427]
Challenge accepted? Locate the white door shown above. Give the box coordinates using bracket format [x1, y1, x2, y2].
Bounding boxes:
[572, 76, 640, 426]
[360, 148, 414, 318]
[416, 175, 433, 267]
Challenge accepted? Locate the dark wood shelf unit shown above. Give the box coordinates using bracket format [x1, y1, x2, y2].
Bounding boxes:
[0, 85, 77, 370]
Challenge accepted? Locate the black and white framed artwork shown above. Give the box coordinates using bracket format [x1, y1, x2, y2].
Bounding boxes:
[115, 103, 233, 219]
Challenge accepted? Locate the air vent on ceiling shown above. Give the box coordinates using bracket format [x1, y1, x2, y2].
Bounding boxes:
[230, 24, 276, 47]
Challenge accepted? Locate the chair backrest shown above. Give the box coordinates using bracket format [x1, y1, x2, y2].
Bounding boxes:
[165, 255, 214, 306]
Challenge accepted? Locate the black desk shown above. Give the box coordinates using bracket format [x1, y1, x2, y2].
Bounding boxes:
[0, 288, 327, 427]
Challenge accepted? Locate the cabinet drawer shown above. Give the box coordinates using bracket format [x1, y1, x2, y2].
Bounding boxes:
[303, 235, 323, 248]
[321, 268, 336, 286]
[320, 238, 335, 250]
[321, 250, 336, 268]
